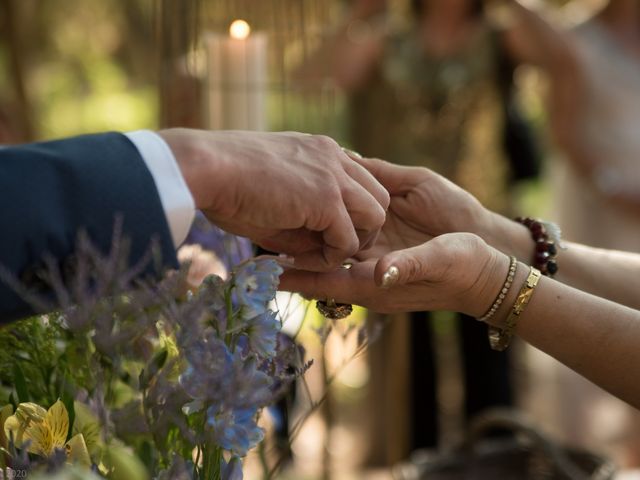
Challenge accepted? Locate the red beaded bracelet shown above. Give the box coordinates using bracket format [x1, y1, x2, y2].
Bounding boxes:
[514, 217, 559, 277]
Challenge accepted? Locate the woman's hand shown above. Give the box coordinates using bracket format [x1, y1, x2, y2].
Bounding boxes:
[280, 232, 508, 317]
[355, 157, 488, 244]
[353, 157, 534, 263]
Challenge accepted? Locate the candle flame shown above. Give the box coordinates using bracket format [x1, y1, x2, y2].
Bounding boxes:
[229, 20, 251, 40]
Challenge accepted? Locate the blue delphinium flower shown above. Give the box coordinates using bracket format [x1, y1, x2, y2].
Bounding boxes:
[207, 406, 265, 456]
[173, 255, 296, 472]
[179, 333, 233, 405]
[261, 332, 310, 398]
[184, 212, 253, 270]
[221, 456, 243, 480]
[245, 310, 280, 357]
[233, 260, 283, 319]
[227, 350, 273, 409]
[179, 328, 275, 455]
[157, 455, 195, 480]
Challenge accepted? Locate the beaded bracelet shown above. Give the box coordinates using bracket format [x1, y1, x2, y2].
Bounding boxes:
[489, 266, 542, 351]
[515, 217, 559, 277]
[477, 256, 517, 323]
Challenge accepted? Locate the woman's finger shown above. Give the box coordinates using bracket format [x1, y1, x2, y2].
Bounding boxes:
[278, 261, 376, 305]
[374, 239, 449, 288]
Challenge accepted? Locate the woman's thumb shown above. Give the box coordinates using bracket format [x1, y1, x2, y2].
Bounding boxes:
[374, 241, 445, 288]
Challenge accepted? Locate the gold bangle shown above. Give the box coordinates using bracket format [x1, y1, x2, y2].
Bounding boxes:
[488, 266, 542, 351]
[477, 255, 517, 323]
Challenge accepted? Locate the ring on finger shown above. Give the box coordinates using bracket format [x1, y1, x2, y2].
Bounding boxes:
[316, 298, 353, 320]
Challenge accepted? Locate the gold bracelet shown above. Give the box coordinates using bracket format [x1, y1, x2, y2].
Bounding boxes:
[477, 256, 517, 323]
[488, 266, 542, 351]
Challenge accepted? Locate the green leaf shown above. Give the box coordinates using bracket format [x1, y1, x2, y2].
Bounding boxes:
[12, 364, 29, 403]
[0, 403, 14, 461]
[138, 441, 153, 471]
[138, 368, 146, 390]
[62, 392, 76, 441]
[103, 444, 149, 480]
[73, 402, 102, 460]
[138, 349, 168, 390]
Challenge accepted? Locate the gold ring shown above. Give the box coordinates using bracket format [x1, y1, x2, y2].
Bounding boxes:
[316, 298, 353, 320]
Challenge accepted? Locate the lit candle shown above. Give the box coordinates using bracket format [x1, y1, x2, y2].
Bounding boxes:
[205, 20, 268, 131]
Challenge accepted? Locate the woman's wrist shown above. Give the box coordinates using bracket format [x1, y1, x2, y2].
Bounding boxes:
[484, 262, 531, 329]
[463, 247, 511, 318]
[482, 211, 535, 262]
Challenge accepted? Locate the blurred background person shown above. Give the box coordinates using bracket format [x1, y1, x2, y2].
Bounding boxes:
[495, 0, 640, 251]
[298, 0, 543, 459]
[493, 0, 640, 467]
[299, 0, 640, 468]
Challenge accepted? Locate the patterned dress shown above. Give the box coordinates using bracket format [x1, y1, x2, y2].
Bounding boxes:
[352, 19, 516, 460]
[350, 21, 512, 212]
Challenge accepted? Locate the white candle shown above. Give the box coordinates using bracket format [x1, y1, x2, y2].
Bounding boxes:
[205, 20, 268, 131]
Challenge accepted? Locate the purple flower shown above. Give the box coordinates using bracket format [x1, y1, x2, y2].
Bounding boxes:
[157, 455, 195, 480]
[245, 310, 280, 357]
[221, 456, 243, 480]
[184, 212, 253, 269]
[233, 260, 283, 319]
[260, 333, 309, 398]
[228, 352, 273, 408]
[179, 334, 233, 404]
[206, 407, 264, 456]
[179, 333, 273, 410]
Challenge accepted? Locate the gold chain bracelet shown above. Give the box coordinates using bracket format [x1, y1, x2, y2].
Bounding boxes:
[488, 266, 541, 351]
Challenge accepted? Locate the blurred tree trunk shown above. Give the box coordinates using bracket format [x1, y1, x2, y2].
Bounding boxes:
[156, 0, 203, 128]
[0, 0, 34, 141]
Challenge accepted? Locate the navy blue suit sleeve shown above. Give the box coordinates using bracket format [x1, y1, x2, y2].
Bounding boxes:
[0, 132, 179, 323]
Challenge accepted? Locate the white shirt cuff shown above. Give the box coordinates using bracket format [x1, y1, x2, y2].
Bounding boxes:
[124, 130, 195, 247]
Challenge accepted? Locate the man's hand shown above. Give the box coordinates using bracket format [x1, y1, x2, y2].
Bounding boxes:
[158, 129, 389, 271]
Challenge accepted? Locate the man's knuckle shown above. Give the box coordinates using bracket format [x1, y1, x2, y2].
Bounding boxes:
[312, 134, 338, 150]
[356, 208, 385, 233]
[326, 183, 342, 200]
[380, 189, 391, 210]
[372, 205, 387, 228]
[342, 237, 360, 256]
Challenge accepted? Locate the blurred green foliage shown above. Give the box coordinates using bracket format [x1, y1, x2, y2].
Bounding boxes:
[0, 0, 158, 141]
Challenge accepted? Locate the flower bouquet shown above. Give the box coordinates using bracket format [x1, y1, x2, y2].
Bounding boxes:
[0, 224, 314, 480]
